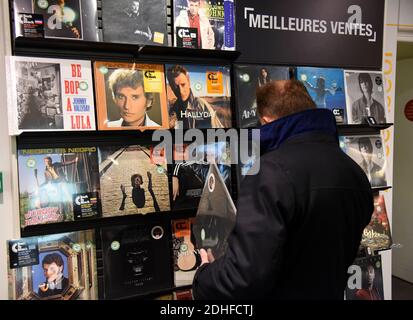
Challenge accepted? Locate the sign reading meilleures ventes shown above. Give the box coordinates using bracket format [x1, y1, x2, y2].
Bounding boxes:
[236, 0, 384, 69]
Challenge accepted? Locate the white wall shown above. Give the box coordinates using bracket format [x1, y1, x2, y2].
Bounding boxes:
[393, 57, 413, 283]
[0, 0, 19, 300]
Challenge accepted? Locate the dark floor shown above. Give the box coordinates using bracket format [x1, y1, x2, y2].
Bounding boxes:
[392, 276, 413, 300]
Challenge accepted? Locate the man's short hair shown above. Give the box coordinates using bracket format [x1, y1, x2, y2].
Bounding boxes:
[256, 80, 316, 119]
[42, 253, 64, 268]
[188, 0, 200, 3]
[108, 69, 153, 109]
[358, 137, 373, 154]
[358, 73, 373, 93]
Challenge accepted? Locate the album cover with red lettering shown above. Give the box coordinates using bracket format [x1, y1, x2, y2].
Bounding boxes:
[7, 56, 96, 134]
[17, 147, 101, 228]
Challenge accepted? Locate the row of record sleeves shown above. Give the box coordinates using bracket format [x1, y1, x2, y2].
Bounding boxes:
[12, 0, 236, 50]
[16, 131, 389, 230]
[6, 56, 388, 135]
[7, 190, 391, 300]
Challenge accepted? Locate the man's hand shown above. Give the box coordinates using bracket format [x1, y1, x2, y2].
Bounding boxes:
[172, 176, 179, 201]
[200, 248, 215, 267]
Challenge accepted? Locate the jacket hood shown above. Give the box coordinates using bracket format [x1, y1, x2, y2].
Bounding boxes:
[259, 108, 338, 154]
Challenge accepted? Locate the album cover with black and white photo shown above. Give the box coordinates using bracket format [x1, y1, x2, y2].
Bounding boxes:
[101, 0, 168, 46]
[344, 71, 386, 124]
[345, 255, 384, 300]
[7, 230, 98, 300]
[339, 134, 387, 188]
[100, 222, 172, 299]
[234, 64, 290, 128]
[7, 56, 96, 134]
[12, 0, 100, 41]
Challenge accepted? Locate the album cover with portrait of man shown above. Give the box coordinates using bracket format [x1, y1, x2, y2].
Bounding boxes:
[7, 56, 96, 134]
[345, 255, 384, 300]
[101, 0, 168, 46]
[344, 71, 386, 124]
[7, 230, 98, 300]
[171, 142, 232, 211]
[360, 193, 392, 252]
[173, 0, 235, 50]
[98, 145, 170, 218]
[296, 67, 347, 124]
[12, 0, 100, 41]
[94, 61, 169, 131]
[339, 134, 387, 188]
[17, 147, 101, 228]
[100, 222, 172, 299]
[234, 64, 291, 128]
[165, 63, 232, 129]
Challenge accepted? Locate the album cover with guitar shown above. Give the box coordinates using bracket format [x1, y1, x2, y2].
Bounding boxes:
[172, 219, 199, 287]
[17, 147, 101, 228]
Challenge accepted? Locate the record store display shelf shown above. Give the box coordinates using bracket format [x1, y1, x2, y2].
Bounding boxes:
[13, 37, 241, 63]
[337, 123, 393, 136]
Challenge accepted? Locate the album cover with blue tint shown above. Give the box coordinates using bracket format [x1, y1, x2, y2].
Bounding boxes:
[296, 67, 346, 124]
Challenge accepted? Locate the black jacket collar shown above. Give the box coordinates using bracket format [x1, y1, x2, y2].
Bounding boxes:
[259, 109, 338, 154]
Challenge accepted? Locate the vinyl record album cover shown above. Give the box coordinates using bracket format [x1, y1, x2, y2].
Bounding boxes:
[172, 142, 232, 211]
[173, 0, 235, 50]
[18, 147, 101, 228]
[12, 0, 100, 41]
[296, 67, 347, 124]
[361, 193, 392, 252]
[7, 56, 95, 134]
[344, 71, 386, 124]
[94, 61, 169, 131]
[100, 222, 172, 299]
[234, 64, 290, 128]
[172, 219, 199, 286]
[98, 145, 170, 218]
[165, 64, 232, 129]
[346, 255, 384, 300]
[101, 0, 167, 46]
[7, 230, 98, 300]
[339, 135, 387, 188]
[192, 163, 236, 260]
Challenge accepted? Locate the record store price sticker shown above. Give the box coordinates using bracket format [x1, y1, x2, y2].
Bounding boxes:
[143, 70, 163, 93]
[207, 71, 223, 94]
